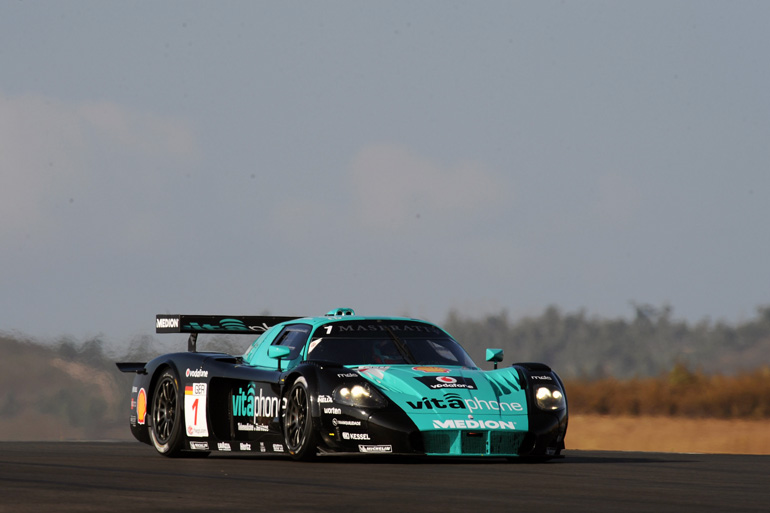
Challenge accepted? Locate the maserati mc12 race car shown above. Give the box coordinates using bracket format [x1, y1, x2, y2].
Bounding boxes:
[117, 308, 568, 460]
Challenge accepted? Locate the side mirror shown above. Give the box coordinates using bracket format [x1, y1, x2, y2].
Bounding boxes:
[268, 345, 292, 371]
[485, 348, 504, 369]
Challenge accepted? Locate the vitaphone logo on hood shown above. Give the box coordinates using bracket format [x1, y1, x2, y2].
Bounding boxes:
[406, 392, 523, 412]
[416, 376, 477, 390]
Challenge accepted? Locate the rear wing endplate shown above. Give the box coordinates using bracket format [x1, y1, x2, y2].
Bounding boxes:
[156, 314, 301, 352]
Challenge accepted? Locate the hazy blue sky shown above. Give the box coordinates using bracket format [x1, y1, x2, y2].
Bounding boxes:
[2, 1, 768, 344]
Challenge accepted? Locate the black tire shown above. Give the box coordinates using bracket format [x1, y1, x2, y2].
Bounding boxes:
[149, 368, 184, 457]
[283, 377, 318, 461]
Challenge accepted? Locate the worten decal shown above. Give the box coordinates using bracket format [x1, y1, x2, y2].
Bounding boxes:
[416, 376, 477, 390]
[232, 383, 282, 432]
[406, 392, 523, 412]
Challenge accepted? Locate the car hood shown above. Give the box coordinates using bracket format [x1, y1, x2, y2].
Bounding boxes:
[352, 364, 529, 432]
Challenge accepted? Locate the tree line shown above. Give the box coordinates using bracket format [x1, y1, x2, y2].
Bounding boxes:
[443, 304, 770, 379]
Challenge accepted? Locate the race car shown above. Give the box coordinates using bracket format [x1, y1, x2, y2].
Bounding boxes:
[117, 308, 567, 460]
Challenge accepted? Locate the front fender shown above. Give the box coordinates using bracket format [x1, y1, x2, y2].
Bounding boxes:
[512, 362, 568, 456]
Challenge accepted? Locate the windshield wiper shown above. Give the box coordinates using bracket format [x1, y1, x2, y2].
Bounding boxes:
[383, 326, 416, 364]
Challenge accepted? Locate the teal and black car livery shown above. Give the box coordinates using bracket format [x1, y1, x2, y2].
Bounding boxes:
[118, 309, 567, 460]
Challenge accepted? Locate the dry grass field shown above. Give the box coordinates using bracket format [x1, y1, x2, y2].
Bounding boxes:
[567, 414, 770, 455]
[564, 368, 770, 454]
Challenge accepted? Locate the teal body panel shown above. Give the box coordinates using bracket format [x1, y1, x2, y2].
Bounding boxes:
[354, 364, 530, 456]
[243, 324, 293, 369]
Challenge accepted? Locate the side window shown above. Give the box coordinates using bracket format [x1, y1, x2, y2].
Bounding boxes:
[271, 324, 311, 360]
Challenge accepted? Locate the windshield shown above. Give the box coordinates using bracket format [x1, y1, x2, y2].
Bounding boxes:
[305, 320, 477, 368]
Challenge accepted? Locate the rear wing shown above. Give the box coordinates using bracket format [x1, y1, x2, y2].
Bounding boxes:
[156, 314, 301, 352]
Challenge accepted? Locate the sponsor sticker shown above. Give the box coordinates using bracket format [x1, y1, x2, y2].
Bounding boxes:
[356, 367, 390, 381]
[416, 376, 477, 390]
[136, 388, 147, 425]
[232, 383, 282, 422]
[190, 441, 209, 450]
[156, 317, 179, 329]
[406, 393, 523, 412]
[412, 366, 450, 373]
[184, 383, 209, 437]
[186, 368, 209, 378]
[432, 419, 518, 430]
[317, 395, 333, 403]
[237, 422, 269, 432]
[272, 444, 285, 453]
[358, 445, 392, 453]
[217, 442, 232, 451]
[323, 407, 342, 415]
[332, 418, 362, 426]
[342, 432, 371, 440]
[240, 443, 252, 451]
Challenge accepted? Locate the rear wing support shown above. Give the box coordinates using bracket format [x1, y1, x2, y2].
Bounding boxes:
[156, 314, 301, 352]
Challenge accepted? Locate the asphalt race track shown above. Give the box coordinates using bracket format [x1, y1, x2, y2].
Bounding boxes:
[1, 442, 768, 513]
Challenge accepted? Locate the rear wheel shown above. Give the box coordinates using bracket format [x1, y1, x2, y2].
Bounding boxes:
[149, 369, 184, 457]
[283, 377, 318, 460]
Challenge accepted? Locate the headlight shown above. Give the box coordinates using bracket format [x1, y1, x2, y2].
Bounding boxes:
[333, 383, 387, 409]
[535, 386, 565, 410]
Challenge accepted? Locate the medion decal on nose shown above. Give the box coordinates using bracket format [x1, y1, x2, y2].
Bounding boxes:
[432, 419, 518, 429]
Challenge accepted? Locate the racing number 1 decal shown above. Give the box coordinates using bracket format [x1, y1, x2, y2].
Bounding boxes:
[184, 383, 209, 437]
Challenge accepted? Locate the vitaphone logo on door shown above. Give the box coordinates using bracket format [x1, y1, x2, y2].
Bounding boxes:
[232, 383, 281, 432]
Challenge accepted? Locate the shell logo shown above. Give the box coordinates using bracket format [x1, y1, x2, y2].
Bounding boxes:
[412, 366, 450, 373]
[136, 388, 147, 425]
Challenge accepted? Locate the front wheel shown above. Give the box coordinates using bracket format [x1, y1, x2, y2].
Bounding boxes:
[283, 377, 318, 460]
[149, 369, 184, 457]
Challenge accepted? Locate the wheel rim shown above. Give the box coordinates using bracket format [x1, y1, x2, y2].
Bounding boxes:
[153, 377, 177, 444]
[285, 384, 308, 451]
